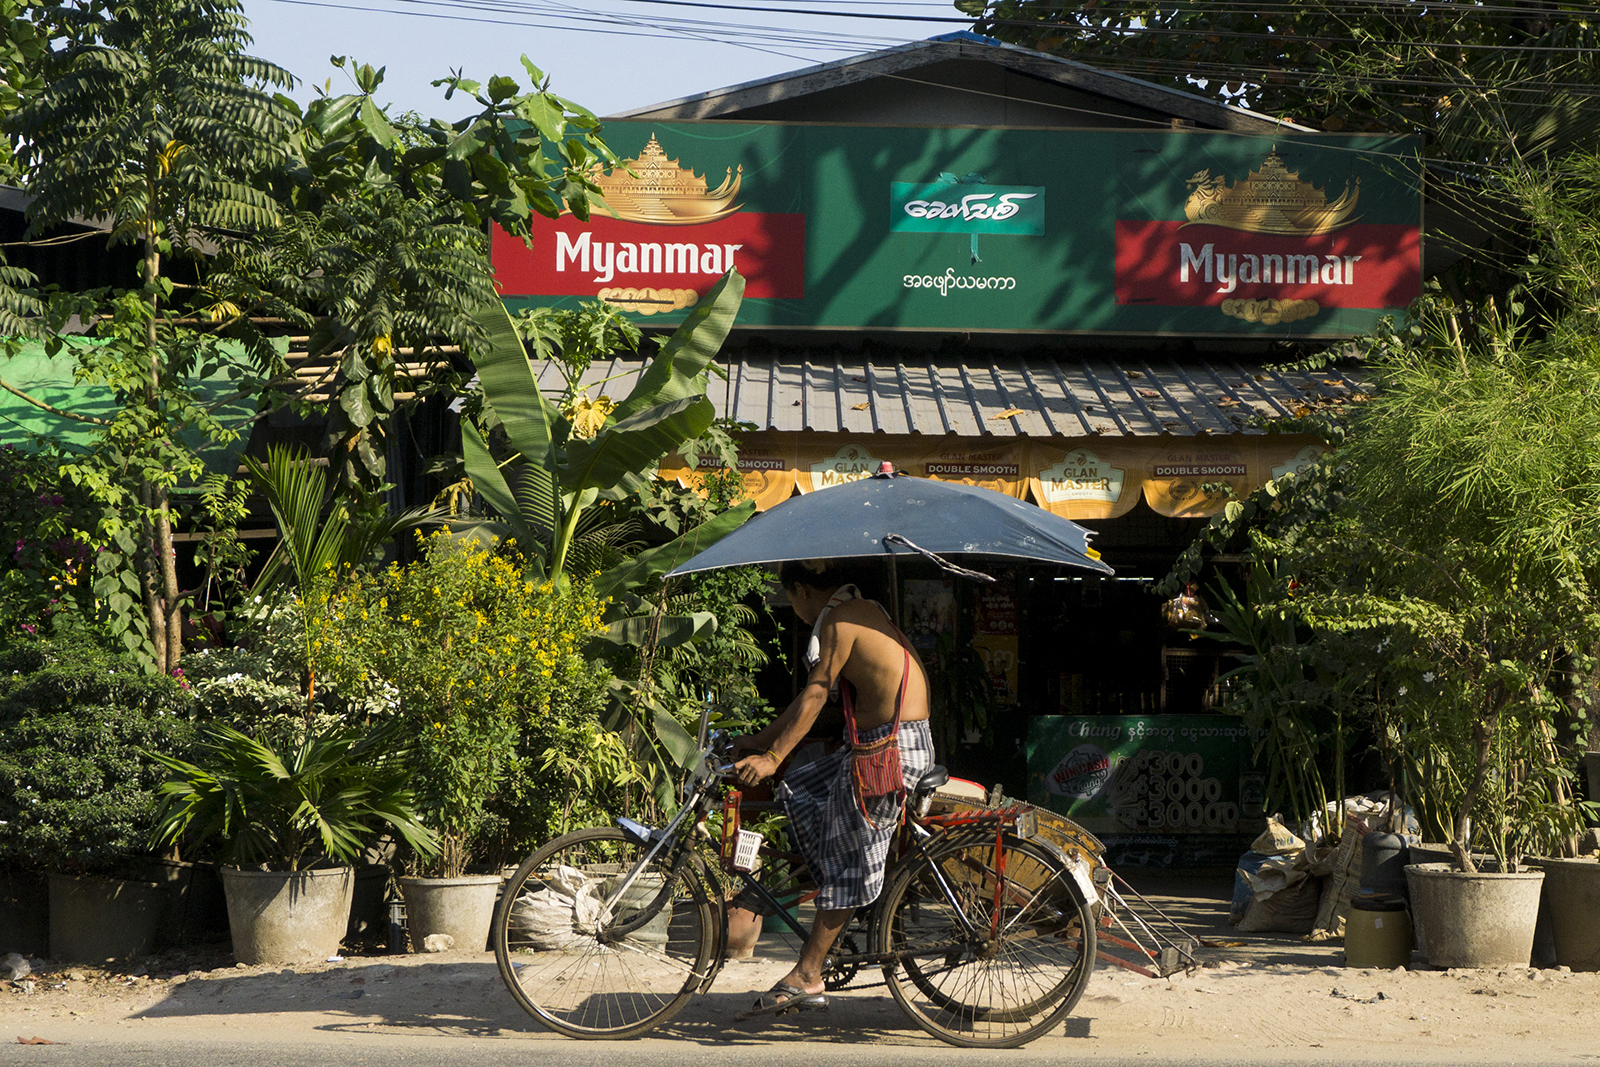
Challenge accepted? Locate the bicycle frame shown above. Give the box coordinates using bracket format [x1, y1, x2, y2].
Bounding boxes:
[594, 729, 1102, 972]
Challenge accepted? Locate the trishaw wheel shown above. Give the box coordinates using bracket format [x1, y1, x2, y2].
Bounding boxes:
[492, 827, 717, 1039]
[872, 833, 1097, 1048]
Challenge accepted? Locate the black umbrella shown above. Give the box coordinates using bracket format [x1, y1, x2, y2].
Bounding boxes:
[665, 469, 1113, 579]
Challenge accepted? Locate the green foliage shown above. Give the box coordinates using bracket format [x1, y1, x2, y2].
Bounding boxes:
[0, 633, 192, 874]
[148, 719, 437, 872]
[311, 530, 609, 876]
[0, 444, 102, 637]
[1165, 155, 1600, 867]
[479, 664, 629, 861]
[9, 0, 296, 241]
[961, 1, 1600, 162]
[244, 443, 433, 711]
[654, 566, 778, 709]
[209, 56, 618, 488]
[0, 0, 50, 185]
[461, 273, 750, 583]
[3, 0, 299, 673]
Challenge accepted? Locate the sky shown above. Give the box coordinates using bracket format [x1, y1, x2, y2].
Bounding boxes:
[240, 0, 970, 121]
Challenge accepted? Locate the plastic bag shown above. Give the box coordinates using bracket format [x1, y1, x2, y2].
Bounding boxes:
[509, 864, 602, 951]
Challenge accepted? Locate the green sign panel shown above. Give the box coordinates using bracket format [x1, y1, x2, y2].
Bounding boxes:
[492, 123, 1422, 336]
[1027, 715, 1265, 835]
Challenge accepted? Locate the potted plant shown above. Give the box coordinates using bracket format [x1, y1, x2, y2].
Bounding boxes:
[0, 634, 192, 963]
[314, 531, 606, 951]
[149, 720, 436, 964]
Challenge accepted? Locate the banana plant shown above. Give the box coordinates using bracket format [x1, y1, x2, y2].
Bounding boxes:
[461, 271, 755, 796]
[461, 268, 753, 649]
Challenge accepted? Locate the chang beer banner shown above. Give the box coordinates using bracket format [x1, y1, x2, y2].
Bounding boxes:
[1027, 715, 1264, 835]
[493, 123, 1420, 337]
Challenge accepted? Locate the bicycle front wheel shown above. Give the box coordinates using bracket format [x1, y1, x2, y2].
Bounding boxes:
[492, 827, 718, 1039]
[873, 832, 1097, 1049]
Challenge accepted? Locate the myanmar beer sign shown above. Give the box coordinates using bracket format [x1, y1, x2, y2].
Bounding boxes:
[491, 123, 1421, 337]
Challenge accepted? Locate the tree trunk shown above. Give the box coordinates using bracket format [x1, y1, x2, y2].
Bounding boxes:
[156, 487, 181, 672]
[140, 481, 167, 670]
[143, 183, 180, 674]
[1453, 697, 1502, 875]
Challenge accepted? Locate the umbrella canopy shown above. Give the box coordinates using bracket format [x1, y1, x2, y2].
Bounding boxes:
[666, 471, 1113, 578]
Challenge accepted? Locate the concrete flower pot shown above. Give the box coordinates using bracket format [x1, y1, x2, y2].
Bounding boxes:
[1406, 862, 1544, 969]
[47, 873, 166, 963]
[398, 875, 501, 952]
[1529, 856, 1600, 971]
[220, 866, 354, 965]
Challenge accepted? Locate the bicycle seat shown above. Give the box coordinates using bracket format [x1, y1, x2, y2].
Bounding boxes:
[913, 765, 950, 798]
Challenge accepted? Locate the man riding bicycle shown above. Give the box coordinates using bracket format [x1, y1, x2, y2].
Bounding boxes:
[730, 558, 934, 1018]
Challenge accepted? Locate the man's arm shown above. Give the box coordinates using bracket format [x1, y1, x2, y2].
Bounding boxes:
[733, 616, 856, 786]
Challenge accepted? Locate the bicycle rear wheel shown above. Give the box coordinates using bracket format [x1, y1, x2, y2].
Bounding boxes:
[873, 832, 1097, 1049]
[492, 827, 717, 1039]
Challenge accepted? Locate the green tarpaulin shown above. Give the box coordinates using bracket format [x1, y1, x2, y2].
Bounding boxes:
[0, 336, 282, 479]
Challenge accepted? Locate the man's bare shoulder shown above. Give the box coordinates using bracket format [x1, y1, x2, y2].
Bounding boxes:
[826, 598, 890, 625]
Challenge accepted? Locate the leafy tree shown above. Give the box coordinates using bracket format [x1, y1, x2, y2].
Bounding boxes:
[210, 57, 619, 489]
[1166, 153, 1600, 867]
[960, 1, 1600, 161]
[460, 276, 761, 802]
[5, 0, 297, 672]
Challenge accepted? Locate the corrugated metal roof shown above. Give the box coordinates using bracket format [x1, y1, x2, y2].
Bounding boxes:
[539, 355, 1369, 438]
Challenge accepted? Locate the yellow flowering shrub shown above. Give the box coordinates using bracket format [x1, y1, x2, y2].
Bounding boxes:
[312, 530, 608, 877]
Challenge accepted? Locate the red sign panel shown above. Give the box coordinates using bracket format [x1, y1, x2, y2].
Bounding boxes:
[492, 214, 806, 303]
[1113, 222, 1421, 309]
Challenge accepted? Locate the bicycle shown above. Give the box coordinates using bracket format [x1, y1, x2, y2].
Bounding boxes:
[490, 721, 1105, 1049]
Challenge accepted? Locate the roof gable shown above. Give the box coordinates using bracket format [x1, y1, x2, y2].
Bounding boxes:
[613, 33, 1308, 135]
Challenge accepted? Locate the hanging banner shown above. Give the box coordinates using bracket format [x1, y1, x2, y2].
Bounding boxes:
[493, 124, 1422, 338]
[1139, 441, 1257, 518]
[1026, 440, 1146, 520]
[659, 434, 797, 510]
[1267, 440, 1326, 479]
[794, 439, 893, 493]
[905, 440, 1027, 498]
[675, 432, 1330, 513]
[792, 435, 1027, 496]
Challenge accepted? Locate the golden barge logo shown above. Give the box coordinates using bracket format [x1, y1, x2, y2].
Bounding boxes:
[1183, 150, 1360, 236]
[590, 134, 743, 225]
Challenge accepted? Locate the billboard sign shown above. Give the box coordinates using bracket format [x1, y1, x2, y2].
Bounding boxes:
[492, 123, 1421, 336]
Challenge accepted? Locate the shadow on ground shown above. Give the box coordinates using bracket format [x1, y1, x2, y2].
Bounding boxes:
[128, 953, 1107, 1046]
[1113, 867, 1346, 971]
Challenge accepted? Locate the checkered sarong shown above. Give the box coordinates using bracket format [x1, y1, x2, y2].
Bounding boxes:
[777, 719, 935, 910]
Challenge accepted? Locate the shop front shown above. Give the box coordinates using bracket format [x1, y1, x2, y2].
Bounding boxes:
[490, 98, 1421, 862]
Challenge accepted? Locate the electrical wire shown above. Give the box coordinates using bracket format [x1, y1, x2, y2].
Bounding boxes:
[251, 0, 1600, 132]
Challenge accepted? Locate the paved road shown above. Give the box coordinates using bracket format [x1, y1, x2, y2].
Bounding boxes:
[3, 1040, 1594, 1067]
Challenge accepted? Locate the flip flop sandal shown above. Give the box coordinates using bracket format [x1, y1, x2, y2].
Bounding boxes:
[736, 981, 830, 1020]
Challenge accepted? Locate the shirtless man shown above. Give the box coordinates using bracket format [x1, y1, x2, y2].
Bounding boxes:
[731, 559, 934, 1017]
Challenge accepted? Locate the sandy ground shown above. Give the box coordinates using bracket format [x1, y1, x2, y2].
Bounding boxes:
[2, 871, 1596, 1062]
